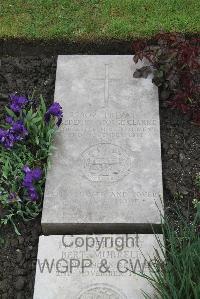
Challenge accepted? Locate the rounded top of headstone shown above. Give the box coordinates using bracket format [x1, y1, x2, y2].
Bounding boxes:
[76, 284, 127, 299]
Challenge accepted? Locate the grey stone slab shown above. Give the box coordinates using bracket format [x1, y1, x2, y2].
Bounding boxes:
[42, 55, 163, 234]
[33, 234, 163, 299]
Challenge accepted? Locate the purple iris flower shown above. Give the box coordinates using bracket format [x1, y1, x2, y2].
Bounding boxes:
[23, 172, 33, 188]
[31, 168, 42, 180]
[28, 186, 39, 201]
[0, 118, 28, 149]
[5, 132, 15, 149]
[45, 102, 63, 126]
[22, 166, 42, 201]
[5, 116, 14, 125]
[23, 165, 31, 173]
[0, 128, 15, 149]
[10, 94, 29, 113]
[10, 120, 28, 141]
[23, 166, 42, 186]
[0, 128, 6, 140]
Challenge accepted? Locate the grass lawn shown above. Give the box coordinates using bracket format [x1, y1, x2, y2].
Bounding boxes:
[0, 0, 199, 41]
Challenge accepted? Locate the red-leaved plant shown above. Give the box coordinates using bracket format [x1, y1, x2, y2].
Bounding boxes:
[132, 33, 200, 124]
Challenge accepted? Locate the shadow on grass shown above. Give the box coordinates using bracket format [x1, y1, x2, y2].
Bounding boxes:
[0, 33, 199, 56]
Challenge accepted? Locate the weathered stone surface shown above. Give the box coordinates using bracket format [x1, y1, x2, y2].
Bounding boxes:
[42, 56, 163, 234]
[33, 234, 163, 299]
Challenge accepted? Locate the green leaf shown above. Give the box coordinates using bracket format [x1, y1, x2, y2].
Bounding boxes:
[5, 107, 16, 118]
[40, 95, 47, 114]
[35, 135, 40, 145]
[32, 116, 43, 124]
[2, 159, 9, 179]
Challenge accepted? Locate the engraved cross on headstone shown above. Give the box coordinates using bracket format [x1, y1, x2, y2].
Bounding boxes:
[88, 64, 110, 107]
[88, 64, 134, 107]
[104, 64, 109, 107]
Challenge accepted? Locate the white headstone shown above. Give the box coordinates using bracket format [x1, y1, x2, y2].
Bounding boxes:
[33, 234, 163, 299]
[42, 56, 163, 234]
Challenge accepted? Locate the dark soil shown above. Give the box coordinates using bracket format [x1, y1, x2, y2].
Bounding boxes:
[0, 54, 199, 298]
[0, 218, 41, 299]
[160, 103, 200, 216]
